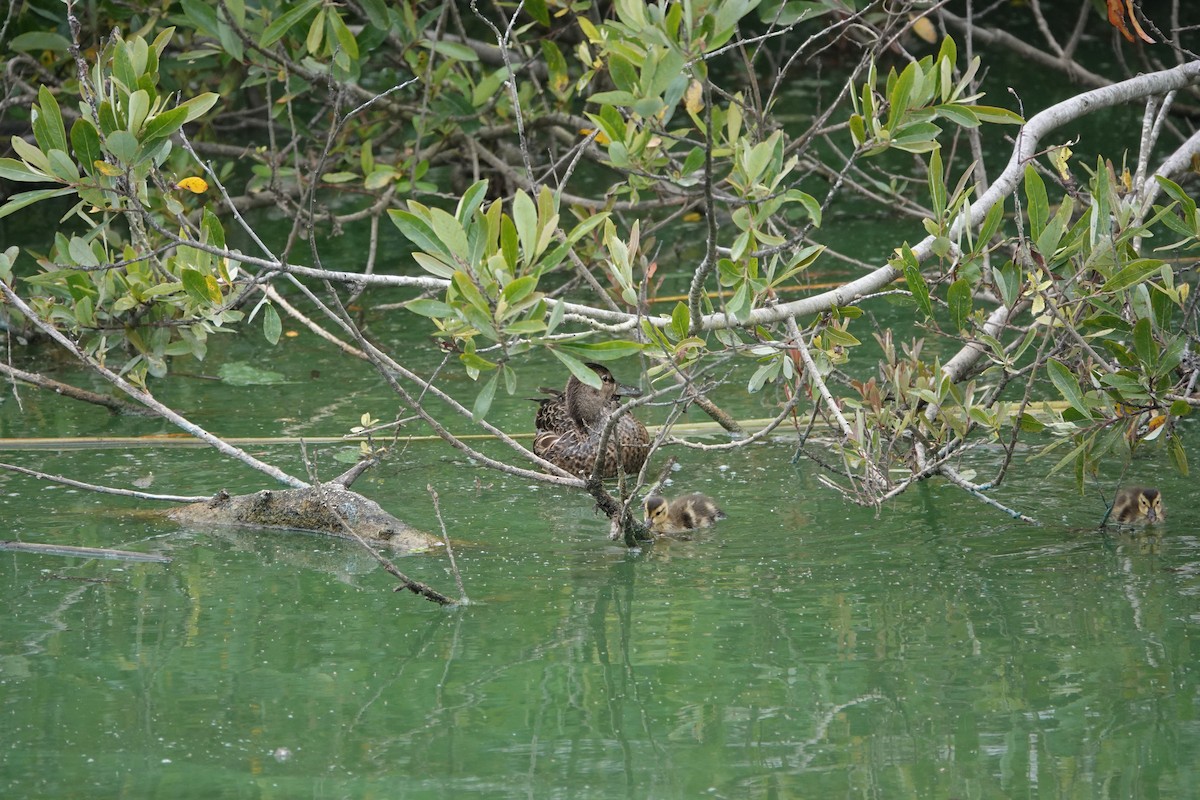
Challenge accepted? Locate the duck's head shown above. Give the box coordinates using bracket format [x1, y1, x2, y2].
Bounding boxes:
[565, 363, 642, 426]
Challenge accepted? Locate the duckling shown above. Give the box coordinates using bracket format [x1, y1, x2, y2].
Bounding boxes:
[1109, 486, 1165, 525]
[533, 363, 649, 478]
[644, 493, 726, 535]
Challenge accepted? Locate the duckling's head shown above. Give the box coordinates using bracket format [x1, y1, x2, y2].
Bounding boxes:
[644, 495, 669, 529]
[1134, 487, 1165, 524]
[1113, 486, 1165, 525]
[565, 363, 641, 427]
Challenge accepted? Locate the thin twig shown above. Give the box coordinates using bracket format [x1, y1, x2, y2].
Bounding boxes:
[0, 462, 209, 503]
[428, 484, 468, 604]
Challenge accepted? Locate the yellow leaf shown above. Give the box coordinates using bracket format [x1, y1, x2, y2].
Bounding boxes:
[175, 176, 209, 193]
[1048, 146, 1072, 182]
[579, 128, 610, 145]
[682, 212, 702, 223]
[1120, 167, 1133, 193]
[94, 160, 123, 176]
[684, 80, 704, 115]
[910, 15, 937, 44]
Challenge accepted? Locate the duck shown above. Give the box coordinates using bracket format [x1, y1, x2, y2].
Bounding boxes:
[644, 493, 726, 535]
[1109, 486, 1165, 525]
[533, 363, 649, 478]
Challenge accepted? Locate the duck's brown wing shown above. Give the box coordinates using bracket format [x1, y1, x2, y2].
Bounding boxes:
[532, 387, 569, 433]
[535, 427, 620, 478]
[617, 415, 650, 474]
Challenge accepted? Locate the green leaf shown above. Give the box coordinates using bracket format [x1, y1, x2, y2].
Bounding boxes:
[405, 298, 455, 318]
[0, 158, 48, 182]
[947, 277, 972, 331]
[70, 119, 102, 172]
[670, 302, 689, 340]
[1046, 358, 1091, 420]
[428, 207, 470, 261]
[261, 0, 323, 47]
[107, 131, 138, 165]
[963, 105, 1024, 124]
[177, 92, 220, 124]
[727, 281, 751, 322]
[412, 252, 456, 279]
[900, 247, 932, 318]
[126, 89, 150, 134]
[388, 209, 452, 259]
[9, 31, 72, 54]
[927, 147, 946, 220]
[823, 327, 860, 347]
[541, 40, 568, 96]
[1133, 317, 1155, 370]
[502, 275, 538, 305]
[550, 348, 602, 389]
[1019, 413, 1044, 433]
[934, 104, 980, 128]
[451, 270, 492, 316]
[506, 319, 547, 335]
[1024, 164, 1048, 238]
[0, 187, 74, 220]
[889, 122, 942, 153]
[609, 54, 638, 94]
[992, 261, 1019, 307]
[1035, 195, 1074, 259]
[181, 0, 220, 38]
[141, 106, 189, 147]
[68, 235, 98, 266]
[1154, 175, 1197, 226]
[201, 208, 226, 250]
[34, 86, 68, 154]
[1170, 434, 1189, 476]
[587, 90, 640, 106]
[553, 339, 644, 362]
[427, 40, 479, 62]
[1101, 258, 1164, 293]
[456, 180, 489, 226]
[181, 268, 222, 304]
[327, 9, 360, 59]
[512, 190, 537, 265]
[472, 371, 499, 421]
[112, 40, 137, 89]
[976, 197, 1005, 248]
[525, 0, 550, 25]
[262, 303, 282, 344]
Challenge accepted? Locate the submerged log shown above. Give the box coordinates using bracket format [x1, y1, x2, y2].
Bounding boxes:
[167, 484, 442, 554]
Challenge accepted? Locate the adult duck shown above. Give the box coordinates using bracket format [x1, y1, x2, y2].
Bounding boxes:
[533, 363, 649, 478]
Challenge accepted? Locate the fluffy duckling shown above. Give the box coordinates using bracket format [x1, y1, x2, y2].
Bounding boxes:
[532, 363, 649, 478]
[644, 493, 726, 535]
[1109, 487, 1165, 525]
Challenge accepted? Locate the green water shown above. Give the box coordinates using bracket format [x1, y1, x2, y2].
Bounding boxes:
[3, 315, 1199, 798]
